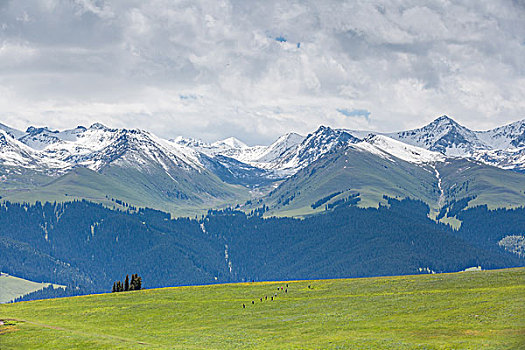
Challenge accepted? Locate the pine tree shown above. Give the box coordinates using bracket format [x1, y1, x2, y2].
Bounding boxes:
[112, 282, 116, 293]
[130, 274, 136, 291]
[124, 275, 129, 291]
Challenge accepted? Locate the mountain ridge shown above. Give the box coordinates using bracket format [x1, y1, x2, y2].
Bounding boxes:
[1, 115, 525, 216]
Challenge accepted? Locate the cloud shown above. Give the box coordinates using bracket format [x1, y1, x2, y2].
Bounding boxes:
[0, 0, 523, 143]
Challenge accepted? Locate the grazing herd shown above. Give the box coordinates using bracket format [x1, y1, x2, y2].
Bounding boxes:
[242, 283, 313, 308]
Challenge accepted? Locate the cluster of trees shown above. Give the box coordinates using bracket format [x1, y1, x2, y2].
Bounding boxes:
[311, 191, 342, 209]
[112, 274, 142, 292]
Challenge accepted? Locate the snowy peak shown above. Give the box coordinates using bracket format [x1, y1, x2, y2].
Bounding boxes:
[17, 125, 88, 150]
[477, 119, 525, 149]
[172, 136, 208, 149]
[89, 122, 109, 130]
[0, 129, 37, 167]
[271, 126, 360, 173]
[0, 129, 67, 169]
[41, 126, 203, 172]
[239, 132, 305, 165]
[302, 125, 360, 151]
[20, 126, 65, 150]
[388, 115, 486, 156]
[212, 137, 248, 150]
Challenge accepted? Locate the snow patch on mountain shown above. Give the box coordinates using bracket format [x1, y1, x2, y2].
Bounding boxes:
[39, 124, 204, 173]
[0, 130, 68, 169]
[476, 119, 525, 150]
[361, 134, 445, 164]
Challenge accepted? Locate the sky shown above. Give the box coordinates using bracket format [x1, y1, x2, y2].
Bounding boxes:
[0, 0, 524, 145]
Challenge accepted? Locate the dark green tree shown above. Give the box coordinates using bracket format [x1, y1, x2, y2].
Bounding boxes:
[130, 274, 136, 291]
[132, 274, 142, 290]
[124, 274, 129, 291]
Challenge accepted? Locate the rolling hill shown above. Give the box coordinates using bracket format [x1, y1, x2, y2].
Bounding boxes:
[0, 268, 523, 349]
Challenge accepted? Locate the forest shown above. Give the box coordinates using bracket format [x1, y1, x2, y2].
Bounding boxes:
[1, 198, 523, 301]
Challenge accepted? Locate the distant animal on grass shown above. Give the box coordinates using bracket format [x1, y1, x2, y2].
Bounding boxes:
[242, 304, 245, 308]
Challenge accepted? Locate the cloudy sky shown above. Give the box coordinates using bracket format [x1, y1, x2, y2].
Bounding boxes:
[0, 0, 524, 144]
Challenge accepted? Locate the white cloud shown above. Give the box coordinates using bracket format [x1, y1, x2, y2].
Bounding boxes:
[0, 0, 523, 144]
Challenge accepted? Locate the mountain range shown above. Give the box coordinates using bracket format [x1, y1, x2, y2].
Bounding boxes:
[1, 115, 525, 220]
[2, 115, 525, 300]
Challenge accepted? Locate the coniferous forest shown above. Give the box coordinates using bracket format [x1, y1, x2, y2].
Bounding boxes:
[0, 199, 523, 301]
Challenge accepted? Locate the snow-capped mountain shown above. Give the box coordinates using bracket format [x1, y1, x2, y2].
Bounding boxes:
[387, 115, 487, 157]
[265, 126, 360, 175]
[2, 115, 525, 216]
[0, 123, 250, 210]
[18, 125, 87, 150]
[383, 115, 525, 171]
[173, 135, 263, 160]
[476, 119, 525, 150]
[40, 123, 203, 173]
[2, 114, 525, 188]
[174, 126, 359, 176]
[0, 129, 68, 170]
[1, 123, 204, 173]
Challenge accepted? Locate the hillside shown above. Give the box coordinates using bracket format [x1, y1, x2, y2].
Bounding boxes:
[0, 268, 523, 349]
[0, 274, 63, 304]
[1, 199, 522, 294]
[258, 144, 525, 217]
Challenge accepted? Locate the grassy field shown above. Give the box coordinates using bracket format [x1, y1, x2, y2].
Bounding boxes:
[0, 273, 64, 304]
[0, 268, 524, 349]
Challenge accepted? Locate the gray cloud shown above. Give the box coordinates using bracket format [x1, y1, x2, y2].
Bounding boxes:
[0, 0, 524, 144]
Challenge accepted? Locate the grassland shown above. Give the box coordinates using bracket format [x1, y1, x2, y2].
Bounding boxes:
[0, 273, 63, 304]
[0, 268, 524, 349]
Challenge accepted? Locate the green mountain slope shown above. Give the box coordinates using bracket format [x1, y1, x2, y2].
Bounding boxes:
[259, 146, 438, 216]
[0, 268, 523, 349]
[258, 146, 525, 218]
[0, 165, 251, 216]
[437, 159, 525, 209]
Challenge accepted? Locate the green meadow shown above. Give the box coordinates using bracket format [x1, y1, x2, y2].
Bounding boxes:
[1, 268, 524, 349]
[0, 274, 64, 304]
